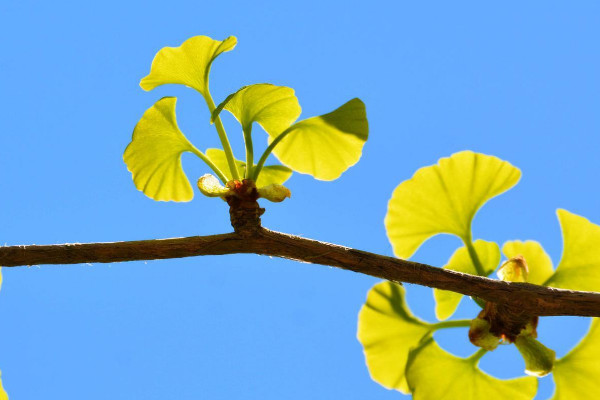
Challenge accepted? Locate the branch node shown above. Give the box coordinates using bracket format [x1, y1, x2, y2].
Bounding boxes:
[225, 179, 264, 236]
[477, 302, 537, 342]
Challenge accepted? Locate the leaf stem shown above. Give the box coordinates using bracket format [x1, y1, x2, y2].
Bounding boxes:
[252, 128, 291, 181]
[463, 233, 486, 276]
[190, 147, 229, 184]
[243, 124, 254, 179]
[203, 93, 240, 181]
[468, 348, 488, 365]
[431, 319, 471, 331]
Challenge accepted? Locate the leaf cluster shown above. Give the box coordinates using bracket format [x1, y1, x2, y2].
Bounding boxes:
[358, 151, 600, 399]
[123, 35, 368, 203]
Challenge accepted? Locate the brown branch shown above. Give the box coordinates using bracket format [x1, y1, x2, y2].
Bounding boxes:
[1, 227, 599, 317]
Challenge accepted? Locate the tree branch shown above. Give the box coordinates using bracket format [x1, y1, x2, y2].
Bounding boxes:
[1, 228, 599, 317]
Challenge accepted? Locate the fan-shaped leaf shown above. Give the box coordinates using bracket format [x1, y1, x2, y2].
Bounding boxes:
[0, 371, 7, 400]
[140, 35, 236, 96]
[501, 241, 553, 285]
[552, 318, 600, 399]
[434, 240, 500, 320]
[406, 338, 537, 400]
[385, 151, 521, 259]
[545, 210, 600, 291]
[124, 97, 197, 202]
[212, 84, 301, 135]
[357, 281, 431, 393]
[271, 98, 368, 181]
[205, 148, 292, 187]
[206, 148, 245, 179]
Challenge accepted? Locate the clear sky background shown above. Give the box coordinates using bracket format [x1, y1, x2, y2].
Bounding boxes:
[1, 1, 599, 399]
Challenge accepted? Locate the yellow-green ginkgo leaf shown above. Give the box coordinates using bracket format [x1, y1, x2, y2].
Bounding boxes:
[0, 370, 7, 400]
[406, 338, 537, 400]
[206, 148, 245, 179]
[434, 240, 500, 320]
[357, 281, 431, 393]
[205, 148, 292, 187]
[552, 318, 600, 399]
[502, 241, 554, 285]
[385, 151, 521, 259]
[271, 98, 368, 181]
[140, 35, 237, 96]
[197, 174, 231, 198]
[124, 97, 198, 202]
[545, 210, 600, 291]
[212, 84, 301, 135]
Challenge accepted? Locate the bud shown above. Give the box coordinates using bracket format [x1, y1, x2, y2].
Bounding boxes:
[497, 255, 529, 282]
[469, 317, 500, 351]
[257, 184, 291, 202]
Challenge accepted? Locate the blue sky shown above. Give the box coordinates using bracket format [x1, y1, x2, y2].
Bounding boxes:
[1, 1, 599, 399]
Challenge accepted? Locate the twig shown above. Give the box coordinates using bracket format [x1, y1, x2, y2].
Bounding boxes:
[0, 228, 598, 317]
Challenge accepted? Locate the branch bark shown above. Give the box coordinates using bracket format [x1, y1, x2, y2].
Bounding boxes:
[1, 228, 599, 317]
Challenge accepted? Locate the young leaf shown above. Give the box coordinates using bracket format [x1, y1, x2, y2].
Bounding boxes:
[257, 184, 291, 202]
[497, 256, 529, 283]
[551, 318, 600, 399]
[545, 210, 600, 291]
[357, 281, 431, 393]
[271, 98, 368, 181]
[212, 84, 301, 135]
[501, 241, 554, 286]
[205, 148, 292, 187]
[406, 338, 537, 400]
[434, 240, 500, 320]
[514, 334, 555, 377]
[140, 35, 237, 96]
[124, 97, 198, 202]
[385, 151, 521, 259]
[197, 174, 231, 198]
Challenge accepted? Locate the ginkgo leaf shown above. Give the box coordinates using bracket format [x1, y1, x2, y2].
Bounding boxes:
[197, 174, 231, 197]
[357, 281, 431, 393]
[434, 240, 500, 320]
[254, 166, 292, 188]
[205, 148, 292, 187]
[212, 84, 301, 135]
[0, 370, 7, 400]
[206, 148, 245, 179]
[124, 97, 198, 202]
[406, 338, 537, 400]
[271, 98, 368, 181]
[385, 151, 521, 259]
[552, 318, 600, 399]
[545, 210, 600, 291]
[502, 241, 553, 285]
[140, 35, 237, 97]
